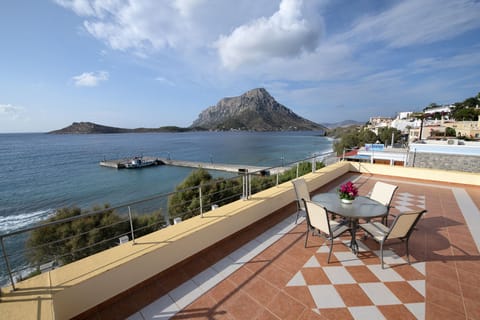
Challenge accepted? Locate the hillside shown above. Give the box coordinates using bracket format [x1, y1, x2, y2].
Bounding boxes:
[191, 88, 326, 131]
[49, 122, 193, 134]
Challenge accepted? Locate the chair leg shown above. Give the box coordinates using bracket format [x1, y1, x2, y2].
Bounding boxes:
[405, 239, 410, 264]
[304, 228, 309, 248]
[327, 238, 333, 263]
[380, 241, 384, 269]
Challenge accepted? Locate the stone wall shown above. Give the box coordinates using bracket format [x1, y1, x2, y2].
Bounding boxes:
[407, 152, 480, 173]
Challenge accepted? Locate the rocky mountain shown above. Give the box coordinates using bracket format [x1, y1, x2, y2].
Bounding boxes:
[49, 122, 193, 134]
[191, 88, 326, 131]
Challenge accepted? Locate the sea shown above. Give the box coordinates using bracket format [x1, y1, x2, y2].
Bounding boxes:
[0, 131, 333, 284]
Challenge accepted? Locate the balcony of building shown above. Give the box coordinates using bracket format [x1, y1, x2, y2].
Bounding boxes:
[1, 161, 479, 319]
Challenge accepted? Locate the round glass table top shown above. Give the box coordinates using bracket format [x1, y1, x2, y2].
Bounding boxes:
[311, 193, 388, 219]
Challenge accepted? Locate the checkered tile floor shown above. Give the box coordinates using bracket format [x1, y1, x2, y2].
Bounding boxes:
[287, 237, 426, 319]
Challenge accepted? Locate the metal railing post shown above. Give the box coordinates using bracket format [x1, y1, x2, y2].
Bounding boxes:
[312, 156, 316, 173]
[199, 186, 203, 217]
[296, 162, 299, 178]
[128, 206, 136, 244]
[248, 172, 251, 198]
[1, 236, 16, 291]
[276, 172, 279, 186]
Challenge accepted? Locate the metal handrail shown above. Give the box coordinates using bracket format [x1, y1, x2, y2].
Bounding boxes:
[0, 151, 337, 290]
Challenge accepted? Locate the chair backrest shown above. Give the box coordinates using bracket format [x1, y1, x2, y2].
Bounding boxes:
[292, 178, 310, 210]
[386, 210, 426, 240]
[303, 200, 330, 235]
[370, 181, 398, 207]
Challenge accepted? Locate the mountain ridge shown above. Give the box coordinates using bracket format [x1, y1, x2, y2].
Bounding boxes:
[51, 88, 327, 134]
[191, 88, 326, 131]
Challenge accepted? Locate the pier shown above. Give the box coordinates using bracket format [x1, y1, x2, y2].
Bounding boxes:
[99, 156, 290, 175]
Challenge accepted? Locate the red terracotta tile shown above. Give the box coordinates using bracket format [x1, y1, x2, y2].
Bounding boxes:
[464, 297, 480, 320]
[224, 291, 263, 320]
[391, 264, 425, 281]
[426, 285, 465, 316]
[284, 286, 317, 309]
[426, 302, 466, 320]
[266, 291, 306, 320]
[243, 277, 280, 306]
[460, 282, 480, 302]
[314, 253, 342, 267]
[297, 308, 329, 320]
[258, 263, 292, 290]
[334, 284, 373, 307]
[384, 282, 424, 304]
[317, 307, 353, 320]
[345, 265, 380, 283]
[255, 308, 280, 320]
[229, 265, 255, 286]
[377, 304, 417, 320]
[457, 267, 480, 287]
[427, 273, 461, 295]
[209, 279, 238, 304]
[301, 267, 331, 285]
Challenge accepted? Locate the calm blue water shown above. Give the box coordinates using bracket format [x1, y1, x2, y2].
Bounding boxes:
[0, 131, 333, 234]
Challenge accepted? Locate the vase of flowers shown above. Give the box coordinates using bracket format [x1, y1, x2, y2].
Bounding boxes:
[338, 181, 358, 204]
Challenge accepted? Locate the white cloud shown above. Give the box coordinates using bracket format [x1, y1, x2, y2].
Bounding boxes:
[344, 0, 480, 48]
[72, 71, 109, 87]
[216, 0, 322, 69]
[0, 104, 24, 119]
[155, 76, 175, 86]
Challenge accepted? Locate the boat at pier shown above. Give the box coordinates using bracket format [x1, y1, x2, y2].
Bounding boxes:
[125, 157, 156, 169]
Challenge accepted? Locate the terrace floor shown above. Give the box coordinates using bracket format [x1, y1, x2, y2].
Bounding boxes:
[84, 173, 480, 320]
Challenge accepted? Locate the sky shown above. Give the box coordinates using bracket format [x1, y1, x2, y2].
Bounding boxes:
[1, 0, 480, 132]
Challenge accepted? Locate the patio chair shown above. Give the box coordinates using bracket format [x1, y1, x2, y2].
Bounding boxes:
[359, 210, 427, 269]
[292, 178, 310, 224]
[369, 181, 398, 225]
[303, 200, 351, 263]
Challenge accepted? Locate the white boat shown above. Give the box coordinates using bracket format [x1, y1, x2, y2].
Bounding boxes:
[125, 157, 156, 169]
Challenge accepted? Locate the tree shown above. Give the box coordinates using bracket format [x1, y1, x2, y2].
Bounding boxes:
[26, 205, 164, 266]
[446, 127, 456, 137]
[377, 127, 402, 146]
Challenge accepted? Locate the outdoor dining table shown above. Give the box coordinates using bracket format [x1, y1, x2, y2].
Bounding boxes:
[311, 193, 388, 254]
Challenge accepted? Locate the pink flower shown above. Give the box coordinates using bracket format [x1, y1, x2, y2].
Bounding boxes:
[338, 181, 358, 200]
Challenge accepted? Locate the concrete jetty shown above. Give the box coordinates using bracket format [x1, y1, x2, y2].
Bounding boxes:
[100, 156, 290, 175]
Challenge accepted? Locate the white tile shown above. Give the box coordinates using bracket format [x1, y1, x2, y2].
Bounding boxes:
[323, 266, 356, 284]
[334, 252, 363, 266]
[212, 256, 241, 278]
[317, 244, 330, 253]
[168, 280, 203, 309]
[126, 312, 143, 320]
[287, 271, 306, 287]
[367, 265, 403, 282]
[141, 294, 179, 320]
[359, 283, 401, 305]
[308, 285, 345, 308]
[229, 246, 251, 264]
[408, 280, 426, 297]
[395, 205, 413, 212]
[303, 256, 320, 268]
[354, 240, 370, 253]
[412, 262, 426, 276]
[192, 267, 224, 292]
[405, 302, 425, 320]
[372, 250, 406, 268]
[348, 306, 385, 320]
